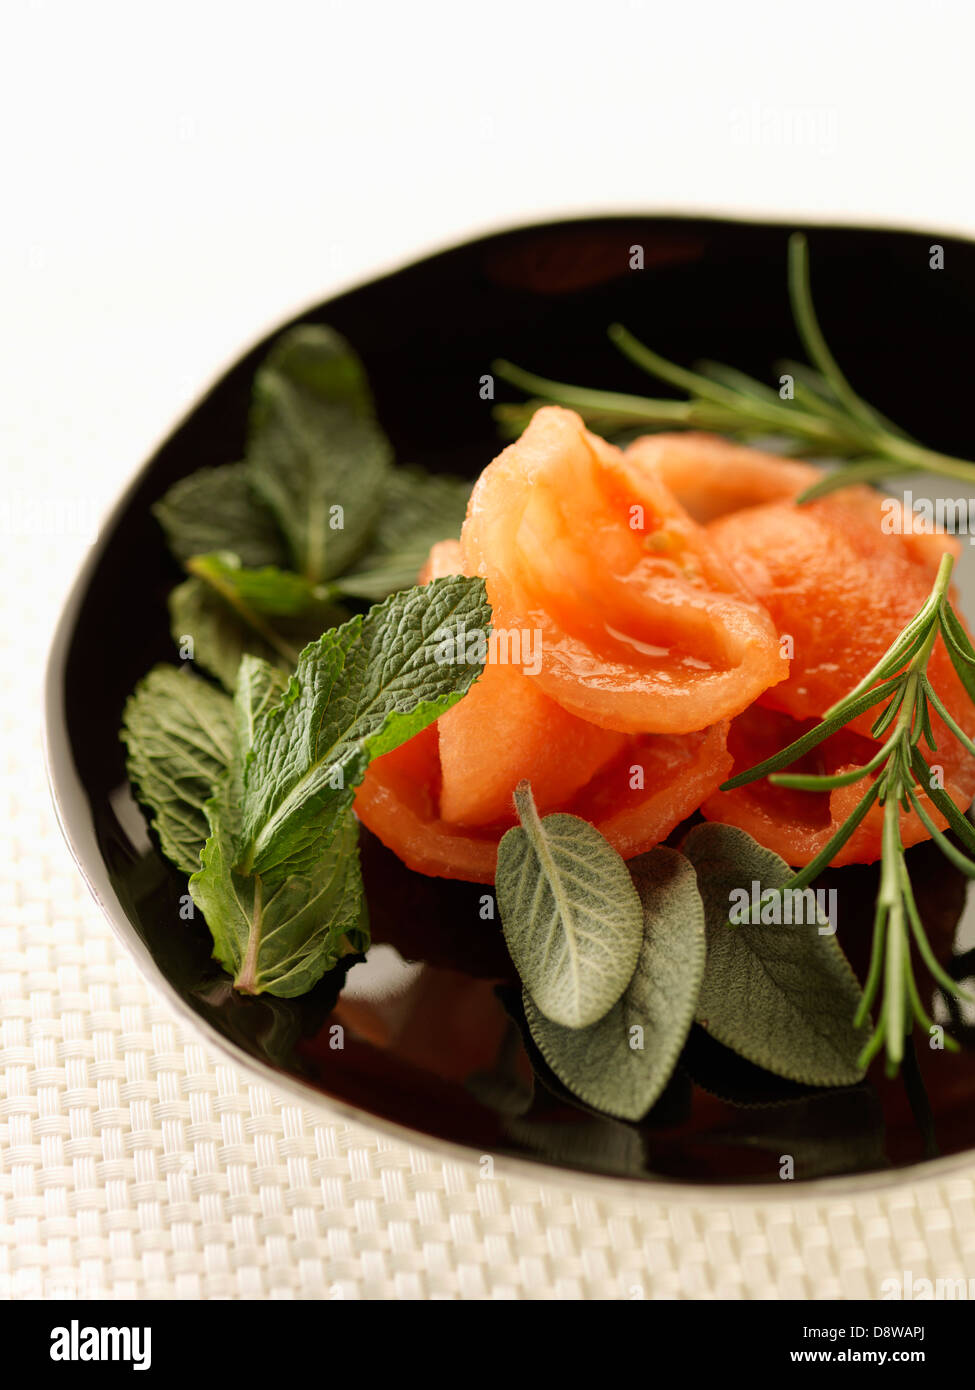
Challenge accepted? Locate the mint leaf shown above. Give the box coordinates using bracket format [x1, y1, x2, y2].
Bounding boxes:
[185, 577, 486, 998]
[190, 655, 366, 996]
[189, 552, 322, 617]
[335, 467, 472, 600]
[153, 462, 289, 569]
[121, 664, 234, 874]
[191, 798, 366, 996]
[234, 653, 290, 758]
[682, 823, 867, 1087]
[497, 782, 644, 1029]
[247, 325, 392, 582]
[169, 570, 344, 692]
[523, 847, 705, 1119]
[235, 574, 491, 879]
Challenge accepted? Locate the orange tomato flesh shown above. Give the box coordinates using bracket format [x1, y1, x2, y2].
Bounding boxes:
[462, 407, 786, 734]
[438, 658, 628, 827]
[353, 425, 975, 877]
[354, 528, 733, 880]
[702, 704, 975, 867]
[706, 491, 967, 741]
[355, 716, 732, 884]
[660, 443, 975, 865]
[422, 535, 627, 826]
[625, 432, 821, 522]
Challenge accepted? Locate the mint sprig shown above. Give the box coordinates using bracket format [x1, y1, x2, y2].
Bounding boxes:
[168, 569, 342, 692]
[124, 578, 489, 997]
[153, 462, 290, 570]
[246, 325, 392, 583]
[236, 574, 490, 879]
[195, 575, 488, 994]
[190, 657, 366, 997]
[153, 325, 473, 690]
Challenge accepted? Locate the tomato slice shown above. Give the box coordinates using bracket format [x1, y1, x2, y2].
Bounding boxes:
[625, 433, 821, 523]
[438, 657, 627, 826]
[629, 432, 956, 570]
[705, 491, 971, 744]
[354, 724, 499, 882]
[461, 407, 786, 734]
[703, 704, 975, 866]
[354, 719, 732, 883]
[572, 722, 732, 859]
[691, 472, 975, 861]
[355, 532, 731, 878]
[421, 532, 627, 827]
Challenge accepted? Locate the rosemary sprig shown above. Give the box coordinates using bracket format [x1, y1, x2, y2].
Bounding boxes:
[721, 550, 975, 1075]
[493, 233, 975, 502]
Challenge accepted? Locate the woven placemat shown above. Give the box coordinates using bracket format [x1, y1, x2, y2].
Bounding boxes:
[4, 514, 975, 1301]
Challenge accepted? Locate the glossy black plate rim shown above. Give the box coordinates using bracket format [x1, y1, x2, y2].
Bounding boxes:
[43, 209, 975, 1202]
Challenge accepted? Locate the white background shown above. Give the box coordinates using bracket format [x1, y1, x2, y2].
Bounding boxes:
[3, 0, 974, 561]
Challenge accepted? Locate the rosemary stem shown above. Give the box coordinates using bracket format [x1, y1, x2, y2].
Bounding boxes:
[881, 797, 907, 1068]
[880, 435, 975, 486]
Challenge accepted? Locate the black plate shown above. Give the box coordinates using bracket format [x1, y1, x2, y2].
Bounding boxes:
[44, 214, 975, 1189]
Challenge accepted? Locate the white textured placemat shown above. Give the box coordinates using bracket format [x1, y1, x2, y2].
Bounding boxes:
[4, 515, 975, 1302]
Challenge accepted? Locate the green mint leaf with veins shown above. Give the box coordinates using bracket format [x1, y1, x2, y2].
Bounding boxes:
[233, 652, 290, 757]
[169, 560, 346, 692]
[189, 552, 323, 617]
[121, 664, 234, 874]
[190, 656, 367, 997]
[247, 325, 392, 583]
[497, 781, 644, 1029]
[192, 796, 366, 997]
[234, 574, 491, 881]
[523, 846, 706, 1119]
[334, 467, 472, 601]
[153, 462, 290, 569]
[190, 570, 486, 996]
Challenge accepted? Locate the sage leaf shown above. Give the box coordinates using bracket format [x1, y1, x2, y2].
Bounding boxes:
[121, 664, 234, 874]
[153, 462, 290, 569]
[169, 572, 343, 692]
[335, 467, 472, 600]
[497, 781, 643, 1029]
[247, 325, 392, 582]
[522, 847, 706, 1119]
[236, 574, 491, 879]
[682, 822, 867, 1087]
